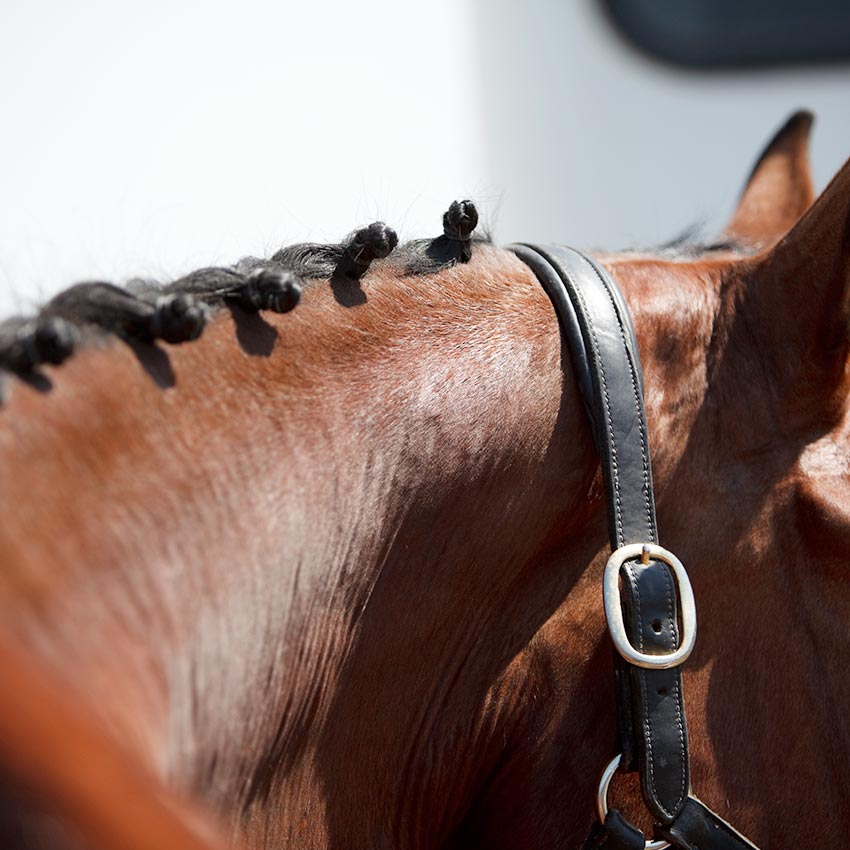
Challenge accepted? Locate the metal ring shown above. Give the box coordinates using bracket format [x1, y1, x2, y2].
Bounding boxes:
[603, 543, 697, 669]
[597, 754, 670, 850]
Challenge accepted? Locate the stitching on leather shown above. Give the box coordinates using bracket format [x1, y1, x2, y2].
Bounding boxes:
[583, 258, 656, 544]
[671, 680, 687, 812]
[664, 561, 678, 646]
[661, 566, 687, 814]
[569, 279, 624, 544]
[626, 565, 645, 653]
[638, 671, 671, 818]
[578, 251, 684, 818]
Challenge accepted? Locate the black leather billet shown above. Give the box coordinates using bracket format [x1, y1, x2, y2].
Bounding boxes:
[621, 561, 689, 822]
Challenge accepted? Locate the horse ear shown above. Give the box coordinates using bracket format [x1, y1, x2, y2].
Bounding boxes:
[723, 111, 815, 246]
[747, 153, 850, 388]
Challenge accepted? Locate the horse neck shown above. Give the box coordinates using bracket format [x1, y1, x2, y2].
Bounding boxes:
[0, 248, 595, 829]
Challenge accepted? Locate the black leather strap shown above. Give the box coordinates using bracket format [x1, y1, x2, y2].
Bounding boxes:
[510, 244, 759, 850]
[511, 243, 689, 815]
[620, 563, 689, 821]
[583, 811, 645, 850]
[510, 244, 656, 548]
[657, 798, 760, 850]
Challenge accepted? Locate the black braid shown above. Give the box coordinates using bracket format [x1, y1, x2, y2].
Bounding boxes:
[340, 222, 399, 279]
[160, 266, 302, 314]
[149, 294, 207, 344]
[394, 199, 484, 275]
[240, 269, 302, 313]
[272, 221, 400, 282]
[0, 317, 78, 373]
[442, 200, 479, 263]
[42, 283, 207, 345]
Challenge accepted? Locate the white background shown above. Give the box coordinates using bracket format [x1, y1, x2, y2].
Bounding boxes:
[1, 0, 849, 315]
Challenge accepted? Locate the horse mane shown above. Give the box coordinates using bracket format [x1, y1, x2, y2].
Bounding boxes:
[0, 200, 488, 396]
[616, 226, 755, 260]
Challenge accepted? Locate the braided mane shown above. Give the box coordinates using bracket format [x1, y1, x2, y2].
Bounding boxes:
[0, 200, 486, 400]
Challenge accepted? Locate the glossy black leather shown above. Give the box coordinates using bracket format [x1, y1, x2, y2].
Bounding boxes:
[512, 244, 759, 850]
[510, 244, 656, 548]
[583, 810, 645, 850]
[657, 798, 759, 850]
[509, 244, 599, 446]
[510, 244, 689, 816]
[621, 562, 689, 822]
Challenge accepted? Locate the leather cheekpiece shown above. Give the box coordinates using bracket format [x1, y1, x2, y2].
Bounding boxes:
[511, 244, 690, 820]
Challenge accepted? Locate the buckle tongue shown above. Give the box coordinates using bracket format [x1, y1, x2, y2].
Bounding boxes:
[603, 543, 697, 670]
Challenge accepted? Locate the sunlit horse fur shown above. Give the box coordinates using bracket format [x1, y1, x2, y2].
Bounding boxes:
[0, 112, 848, 849]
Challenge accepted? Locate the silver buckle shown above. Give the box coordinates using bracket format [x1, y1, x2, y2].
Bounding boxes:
[603, 543, 697, 670]
[597, 753, 671, 850]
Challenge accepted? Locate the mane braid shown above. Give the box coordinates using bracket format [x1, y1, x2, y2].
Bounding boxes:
[0, 201, 489, 395]
[271, 201, 486, 279]
[271, 221, 400, 280]
[43, 283, 208, 346]
[154, 266, 303, 314]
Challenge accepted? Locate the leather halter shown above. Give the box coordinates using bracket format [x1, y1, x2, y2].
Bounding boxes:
[510, 244, 760, 850]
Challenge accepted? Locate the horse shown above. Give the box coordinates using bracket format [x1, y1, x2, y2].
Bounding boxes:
[0, 109, 848, 850]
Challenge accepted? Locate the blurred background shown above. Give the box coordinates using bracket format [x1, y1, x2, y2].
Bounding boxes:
[1, 0, 849, 315]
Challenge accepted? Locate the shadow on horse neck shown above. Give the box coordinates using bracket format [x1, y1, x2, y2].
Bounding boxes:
[2, 111, 850, 849]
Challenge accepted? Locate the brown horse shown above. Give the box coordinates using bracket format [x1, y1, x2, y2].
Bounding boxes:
[0, 110, 848, 849]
